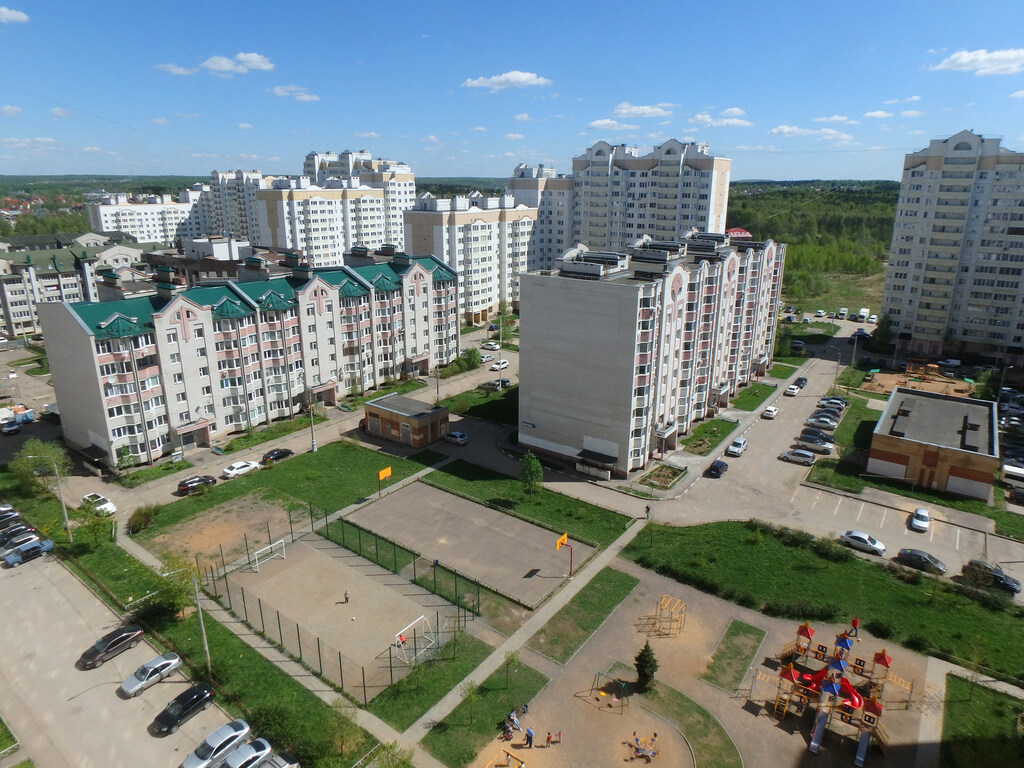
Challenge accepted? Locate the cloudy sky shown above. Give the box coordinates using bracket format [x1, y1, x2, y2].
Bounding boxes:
[2, 0, 1024, 180]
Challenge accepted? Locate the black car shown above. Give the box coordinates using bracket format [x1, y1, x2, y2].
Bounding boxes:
[177, 475, 217, 495]
[895, 548, 947, 575]
[794, 377, 808, 389]
[78, 625, 144, 669]
[0, 509, 20, 528]
[800, 427, 831, 442]
[0, 524, 35, 548]
[262, 448, 294, 464]
[705, 459, 729, 478]
[151, 684, 216, 736]
[962, 560, 1022, 594]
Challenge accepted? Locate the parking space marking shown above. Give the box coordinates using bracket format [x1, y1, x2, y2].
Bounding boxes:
[856, 501, 864, 522]
[879, 506, 887, 527]
[956, 528, 960, 550]
[833, 498, 842, 516]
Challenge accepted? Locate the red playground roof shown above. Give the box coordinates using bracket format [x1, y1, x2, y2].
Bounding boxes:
[864, 697, 884, 715]
[797, 621, 815, 639]
[873, 649, 893, 668]
[779, 663, 801, 682]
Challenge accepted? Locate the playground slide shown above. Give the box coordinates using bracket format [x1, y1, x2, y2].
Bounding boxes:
[801, 667, 829, 690]
[853, 729, 871, 767]
[808, 709, 828, 754]
[839, 677, 863, 710]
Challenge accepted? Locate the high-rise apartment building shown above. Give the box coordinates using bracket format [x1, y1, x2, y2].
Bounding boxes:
[505, 164, 573, 269]
[882, 130, 1024, 360]
[517, 232, 784, 477]
[403, 192, 537, 322]
[87, 190, 206, 244]
[203, 170, 269, 240]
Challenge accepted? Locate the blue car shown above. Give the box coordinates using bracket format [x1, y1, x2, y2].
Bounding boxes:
[4, 538, 53, 567]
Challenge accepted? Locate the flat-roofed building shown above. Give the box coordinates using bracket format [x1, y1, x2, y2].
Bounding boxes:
[362, 393, 449, 448]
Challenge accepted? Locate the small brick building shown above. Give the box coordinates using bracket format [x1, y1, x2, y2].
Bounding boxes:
[363, 394, 448, 448]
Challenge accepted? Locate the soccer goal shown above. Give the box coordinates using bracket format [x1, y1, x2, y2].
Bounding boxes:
[393, 615, 436, 664]
[248, 538, 286, 572]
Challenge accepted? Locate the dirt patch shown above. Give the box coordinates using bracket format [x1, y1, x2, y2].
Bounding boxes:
[146, 491, 304, 568]
[859, 370, 975, 398]
[639, 463, 686, 490]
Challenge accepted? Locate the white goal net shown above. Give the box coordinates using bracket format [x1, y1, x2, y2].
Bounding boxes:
[394, 615, 436, 664]
[247, 538, 286, 573]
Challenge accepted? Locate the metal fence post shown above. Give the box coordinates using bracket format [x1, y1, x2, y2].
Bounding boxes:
[258, 598, 265, 633]
[393, 541, 397, 573]
[219, 544, 228, 573]
[339, 651, 344, 690]
[277, 610, 283, 645]
[389, 643, 394, 684]
[288, 513, 294, 541]
[266, 521, 272, 546]
[362, 666, 367, 706]
[241, 587, 248, 623]
[225, 575, 233, 612]
[244, 533, 250, 565]
[317, 636, 323, 675]
[309, 503, 315, 532]
[297, 622, 302, 661]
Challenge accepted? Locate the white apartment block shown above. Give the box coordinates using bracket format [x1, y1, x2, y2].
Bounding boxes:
[39, 253, 460, 467]
[518, 232, 784, 478]
[87, 191, 205, 245]
[202, 170, 268, 240]
[403, 192, 538, 322]
[506, 164, 573, 270]
[882, 130, 1024, 361]
[569, 140, 730, 252]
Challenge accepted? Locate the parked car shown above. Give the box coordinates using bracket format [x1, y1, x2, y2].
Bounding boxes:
[725, 437, 748, 457]
[120, 652, 183, 697]
[181, 719, 251, 768]
[224, 739, 273, 768]
[790, 340, 805, 350]
[815, 309, 826, 317]
[0, 532, 39, 560]
[784, 385, 801, 397]
[794, 376, 808, 389]
[806, 417, 838, 430]
[151, 684, 215, 735]
[779, 449, 816, 466]
[761, 406, 779, 420]
[784, 305, 795, 313]
[443, 431, 469, 446]
[1, 420, 20, 434]
[818, 398, 847, 410]
[78, 625, 144, 669]
[0, 524, 34, 548]
[481, 341, 501, 351]
[489, 359, 510, 371]
[801, 427, 832, 443]
[178, 475, 217, 495]
[823, 396, 850, 407]
[0, 508, 19, 528]
[480, 354, 494, 363]
[705, 459, 728, 478]
[81, 493, 117, 516]
[839, 530, 886, 556]
[478, 378, 511, 392]
[867, 314, 878, 324]
[961, 560, 1021, 594]
[262, 448, 294, 464]
[895, 548, 946, 575]
[810, 408, 842, 419]
[222, 461, 261, 479]
[908, 507, 931, 533]
[796, 439, 833, 455]
[3, 538, 53, 567]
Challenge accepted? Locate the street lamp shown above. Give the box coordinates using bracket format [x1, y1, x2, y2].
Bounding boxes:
[27, 455, 71, 543]
[162, 567, 211, 671]
[1000, 365, 1015, 393]
[296, 373, 318, 454]
[829, 345, 842, 394]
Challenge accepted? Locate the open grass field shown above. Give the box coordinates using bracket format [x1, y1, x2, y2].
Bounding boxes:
[115, 459, 194, 488]
[700, 620, 766, 692]
[441, 385, 518, 425]
[768, 363, 798, 379]
[679, 419, 738, 455]
[731, 383, 777, 411]
[623, 521, 1024, 683]
[940, 674, 1024, 768]
[782, 271, 885, 321]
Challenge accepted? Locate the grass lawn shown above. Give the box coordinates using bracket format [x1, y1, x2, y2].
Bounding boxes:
[808, 321, 841, 335]
[527, 567, 639, 662]
[830, 394, 880, 453]
[783, 272, 885, 321]
[940, 674, 1023, 768]
[0, 716, 16, 752]
[440, 385, 518, 426]
[700, 620, 766, 692]
[679, 419, 738, 456]
[638, 463, 686, 491]
[837, 363, 872, 389]
[368, 633, 493, 731]
[772, 355, 807, 367]
[768, 363, 798, 379]
[135, 441, 430, 539]
[732, 383, 777, 411]
[421, 461, 631, 547]
[338, 379, 427, 409]
[221, 413, 327, 454]
[421, 663, 548, 768]
[624, 521, 1024, 683]
[115, 459, 194, 488]
[610, 662, 741, 768]
[7, 761, 32, 768]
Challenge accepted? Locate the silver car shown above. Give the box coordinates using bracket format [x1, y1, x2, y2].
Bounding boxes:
[181, 719, 250, 768]
[840, 530, 886, 556]
[120, 652, 182, 697]
[224, 739, 273, 768]
[0, 532, 39, 560]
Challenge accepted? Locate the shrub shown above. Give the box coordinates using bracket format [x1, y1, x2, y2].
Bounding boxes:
[811, 538, 853, 562]
[904, 633, 931, 652]
[128, 504, 162, 534]
[882, 561, 923, 585]
[865, 618, 893, 639]
[774, 526, 814, 548]
[762, 599, 838, 621]
[953, 583, 1013, 612]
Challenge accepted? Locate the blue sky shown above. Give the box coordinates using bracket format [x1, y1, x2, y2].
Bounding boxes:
[2, 0, 1024, 181]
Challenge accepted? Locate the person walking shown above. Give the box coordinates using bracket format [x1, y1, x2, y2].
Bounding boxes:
[546, 732, 552, 748]
[645, 505, 652, 520]
[525, 727, 534, 748]
[344, 590, 350, 604]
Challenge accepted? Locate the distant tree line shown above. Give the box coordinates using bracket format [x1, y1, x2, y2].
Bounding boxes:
[415, 178, 505, 198]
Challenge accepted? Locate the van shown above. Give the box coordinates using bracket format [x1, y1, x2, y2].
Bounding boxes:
[838, 308, 848, 320]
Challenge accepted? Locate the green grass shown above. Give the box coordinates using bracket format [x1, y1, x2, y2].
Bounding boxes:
[135, 441, 430, 539]
[421, 663, 548, 768]
[700, 620, 766, 692]
[222, 413, 328, 453]
[611, 662, 741, 768]
[440, 385, 518, 426]
[527, 567, 638, 662]
[940, 675, 1024, 768]
[624, 521, 1024, 683]
[421, 460, 631, 547]
[368, 633, 493, 731]
[0, 715, 16, 752]
[679, 419, 738, 456]
[772, 355, 807, 366]
[768, 363, 798, 379]
[830, 394, 880, 452]
[782, 271, 885, 321]
[115, 459, 194, 488]
[731, 383, 777, 411]
[808, 321, 840, 335]
[837, 363, 872, 389]
[7, 760, 32, 768]
[340, 379, 427, 409]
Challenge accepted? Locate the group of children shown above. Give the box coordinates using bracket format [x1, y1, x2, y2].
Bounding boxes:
[501, 705, 561, 748]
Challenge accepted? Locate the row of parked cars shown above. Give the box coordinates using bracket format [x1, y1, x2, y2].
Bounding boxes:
[0, 505, 54, 567]
[177, 449, 297, 495]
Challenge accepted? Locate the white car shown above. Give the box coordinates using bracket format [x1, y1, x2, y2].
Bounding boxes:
[222, 461, 261, 479]
[761, 406, 779, 420]
[490, 360, 509, 371]
[908, 507, 931, 533]
[725, 437, 748, 457]
[81, 493, 117, 516]
[867, 314, 878, 324]
[181, 719, 251, 768]
[784, 385, 801, 397]
[443, 431, 469, 446]
[815, 309, 825, 317]
[480, 354, 494, 363]
[120, 652, 182, 697]
[839, 530, 886, 556]
[481, 341, 501, 351]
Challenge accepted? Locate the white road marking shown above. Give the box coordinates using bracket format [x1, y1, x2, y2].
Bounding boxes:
[956, 528, 960, 550]
[833, 498, 842, 516]
[879, 506, 886, 527]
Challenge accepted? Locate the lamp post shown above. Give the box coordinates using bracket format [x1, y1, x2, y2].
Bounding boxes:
[162, 567, 211, 671]
[27, 455, 71, 543]
[297, 373, 317, 453]
[1000, 365, 1014, 393]
[829, 345, 842, 394]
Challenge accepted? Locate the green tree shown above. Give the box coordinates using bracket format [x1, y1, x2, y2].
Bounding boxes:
[374, 741, 415, 768]
[520, 451, 543, 496]
[461, 681, 480, 725]
[153, 557, 196, 617]
[462, 347, 481, 369]
[9, 438, 72, 494]
[74, 496, 112, 545]
[116, 445, 135, 474]
[634, 640, 659, 692]
[504, 649, 520, 689]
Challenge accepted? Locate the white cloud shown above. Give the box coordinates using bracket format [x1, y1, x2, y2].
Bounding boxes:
[421, 134, 441, 144]
[151, 117, 168, 125]
[82, 146, 100, 153]
[239, 153, 259, 160]
[933, 48, 1024, 76]
[238, 123, 253, 130]
[864, 110, 893, 118]
[155, 63, 198, 76]
[270, 85, 319, 101]
[689, 112, 753, 127]
[735, 145, 780, 152]
[505, 133, 524, 140]
[1011, 90, 1024, 98]
[355, 131, 379, 139]
[813, 115, 858, 124]
[658, 120, 671, 126]
[0, 7, 29, 23]
[769, 125, 814, 137]
[612, 101, 674, 118]
[885, 95, 922, 104]
[471, 126, 487, 132]
[768, 125, 854, 143]
[901, 110, 923, 117]
[50, 108, 68, 118]
[882, 99, 898, 105]
[190, 152, 219, 159]
[202, 52, 274, 76]
[586, 118, 639, 131]
[175, 112, 199, 118]
[720, 107, 746, 117]
[908, 130, 924, 135]
[461, 70, 552, 92]
[0, 137, 55, 149]
[0, 106, 21, 117]
[514, 113, 530, 122]
[905, 95, 922, 102]
[266, 156, 280, 162]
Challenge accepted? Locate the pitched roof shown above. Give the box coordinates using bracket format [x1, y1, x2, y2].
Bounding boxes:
[70, 296, 169, 338]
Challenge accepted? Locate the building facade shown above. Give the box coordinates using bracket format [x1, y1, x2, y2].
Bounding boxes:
[202, 170, 268, 240]
[404, 192, 538, 322]
[39, 253, 459, 467]
[882, 130, 1024, 361]
[87, 191, 206, 245]
[517, 232, 784, 477]
[506, 164, 574, 270]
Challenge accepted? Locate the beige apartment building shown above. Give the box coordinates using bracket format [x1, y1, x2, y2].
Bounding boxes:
[506, 164, 574, 270]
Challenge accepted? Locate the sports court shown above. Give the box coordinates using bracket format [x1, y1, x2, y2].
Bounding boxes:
[347, 482, 595, 608]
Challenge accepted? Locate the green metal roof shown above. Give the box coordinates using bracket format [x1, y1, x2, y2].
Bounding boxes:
[392, 256, 457, 283]
[2, 246, 103, 273]
[70, 296, 169, 338]
[354, 264, 400, 292]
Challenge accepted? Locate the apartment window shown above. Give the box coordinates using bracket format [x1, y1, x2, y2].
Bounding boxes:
[173, 373, 183, 383]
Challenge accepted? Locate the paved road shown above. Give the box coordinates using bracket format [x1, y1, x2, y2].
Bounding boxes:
[0, 556, 228, 768]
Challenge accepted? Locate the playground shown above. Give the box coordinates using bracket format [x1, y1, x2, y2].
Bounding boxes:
[857, 361, 975, 398]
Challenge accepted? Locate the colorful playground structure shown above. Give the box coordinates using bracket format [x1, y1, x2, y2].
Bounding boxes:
[634, 593, 687, 637]
[772, 621, 905, 766]
[627, 731, 659, 762]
